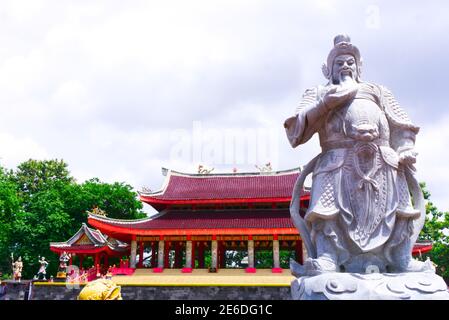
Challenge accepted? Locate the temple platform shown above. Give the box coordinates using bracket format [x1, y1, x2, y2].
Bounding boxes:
[111, 268, 294, 286]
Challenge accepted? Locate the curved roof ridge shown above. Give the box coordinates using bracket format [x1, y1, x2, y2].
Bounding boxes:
[165, 166, 301, 177]
[88, 212, 163, 225]
[138, 167, 301, 199]
[138, 167, 302, 198]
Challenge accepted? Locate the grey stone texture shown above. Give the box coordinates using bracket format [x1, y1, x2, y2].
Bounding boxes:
[284, 34, 449, 299]
[291, 272, 449, 300]
[10, 284, 291, 300]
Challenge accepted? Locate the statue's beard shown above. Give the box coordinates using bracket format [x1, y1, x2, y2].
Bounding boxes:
[334, 70, 357, 86]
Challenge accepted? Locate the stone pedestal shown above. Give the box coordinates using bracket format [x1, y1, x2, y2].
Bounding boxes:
[291, 271, 449, 300]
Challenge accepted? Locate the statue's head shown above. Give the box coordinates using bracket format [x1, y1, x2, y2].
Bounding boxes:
[18, 256, 22, 261]
[322, 34, 362, 84]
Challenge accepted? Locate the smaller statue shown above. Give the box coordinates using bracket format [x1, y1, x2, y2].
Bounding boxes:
[57, 251, 71, 279]
[34, 256, 49, 281]
[59, 251, 71, 272]
[12, 256, 23, 282]
[77, 279, 122, 300]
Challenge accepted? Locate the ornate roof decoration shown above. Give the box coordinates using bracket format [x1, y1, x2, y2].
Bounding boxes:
[50, 223, 129, 254]
[87, 206, 107, 217]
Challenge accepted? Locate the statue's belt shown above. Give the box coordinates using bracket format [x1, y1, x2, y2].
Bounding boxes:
[321, 139, 389, 152]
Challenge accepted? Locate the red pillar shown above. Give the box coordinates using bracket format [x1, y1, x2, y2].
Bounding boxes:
[79, 255, 84, 269]
[191, 241, 196, 269]
[94, 254, 99, 267]
[164, 241, 170, 268]
[150, 242, 156, 268]
[219, 241, 226, 268]
[296, 240, 303, 264]
[174, 242, 182, 268]
[198, 242, 205, 268]
[69, 255, 73, 266]
[104, 254, 109, 268]
[138, 241, 144, 268]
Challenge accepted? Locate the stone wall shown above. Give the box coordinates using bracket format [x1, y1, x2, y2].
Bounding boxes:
[4, 284, 291, 300]
[0, 281, 33, 300]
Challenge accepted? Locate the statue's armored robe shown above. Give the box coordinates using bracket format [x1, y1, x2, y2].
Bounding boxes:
[285, 83, 420, 265]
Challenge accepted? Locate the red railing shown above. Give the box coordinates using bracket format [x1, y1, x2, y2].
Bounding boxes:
[87, 266, 98, 281]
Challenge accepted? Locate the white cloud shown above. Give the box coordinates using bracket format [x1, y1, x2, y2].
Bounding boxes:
[416, 117, 449, 212]
[0, 132, 48, 168]
[0, 0, 448, 216]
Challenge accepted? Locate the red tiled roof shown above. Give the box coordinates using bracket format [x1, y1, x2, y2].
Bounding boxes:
[90, 210, 295, 230]
[140, 168, 304, 202]
[50, 223, 129, 254]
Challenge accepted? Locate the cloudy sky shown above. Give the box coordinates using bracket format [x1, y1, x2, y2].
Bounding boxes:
[0, 0, 448, 215]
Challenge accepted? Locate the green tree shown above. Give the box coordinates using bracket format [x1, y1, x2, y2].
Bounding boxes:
[0, 167, 22, 278]
[419, 182, 449, 279]
[1, 159, 146, 279]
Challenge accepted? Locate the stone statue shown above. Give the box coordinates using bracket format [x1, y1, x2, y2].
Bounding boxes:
[58, 252, 71, 277]
[59, 252, 70, 271]
[34, 256, 49, 281]
[285, 35, 449, 299]
[12, 256, 23, 282]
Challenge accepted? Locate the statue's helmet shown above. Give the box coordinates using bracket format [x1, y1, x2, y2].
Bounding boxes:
[322, 34, 362, 81]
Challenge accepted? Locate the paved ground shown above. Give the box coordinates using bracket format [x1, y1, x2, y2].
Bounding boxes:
[112, 268, 294, 286]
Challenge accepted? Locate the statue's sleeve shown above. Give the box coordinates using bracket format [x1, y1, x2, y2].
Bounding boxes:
[380, 85, 420, 152]
[284, 87, 325, 148]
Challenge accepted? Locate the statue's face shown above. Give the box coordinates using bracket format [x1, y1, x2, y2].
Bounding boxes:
[332, 54, 357, 83]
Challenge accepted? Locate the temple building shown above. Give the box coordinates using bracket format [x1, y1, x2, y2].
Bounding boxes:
[49, 223, 129, 269]
[50, 167, 431, 274]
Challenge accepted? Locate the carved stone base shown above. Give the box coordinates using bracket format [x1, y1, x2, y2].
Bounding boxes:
[291, 271, 449, 300]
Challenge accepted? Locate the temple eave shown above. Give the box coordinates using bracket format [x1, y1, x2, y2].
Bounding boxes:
[88, 217, 298, 237]
[139, 196, 306, 205]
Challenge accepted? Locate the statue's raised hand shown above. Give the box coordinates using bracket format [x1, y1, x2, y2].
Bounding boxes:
[322, 85, 358, 111]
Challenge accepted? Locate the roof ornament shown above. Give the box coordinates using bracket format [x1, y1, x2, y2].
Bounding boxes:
[255, 162, 273, 173]
[198, 164, 214, 174]
[141, 186, 152, 193]
[87, 206, 107, 217]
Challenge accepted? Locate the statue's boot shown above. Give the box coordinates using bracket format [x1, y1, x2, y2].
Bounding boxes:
[402, 258, 435, 273]
[290, 256, 338, 277]
[290, 258, 306, 277]
[304, 256, 338, 276]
